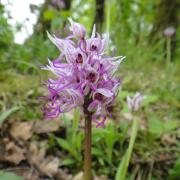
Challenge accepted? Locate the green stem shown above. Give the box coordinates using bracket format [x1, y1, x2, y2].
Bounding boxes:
[106, 0, 110, 33]
[166, 37, 173, 89]
[84, 114, 92, 180]
[166, 37, 171, 67]
[105, 0, 110, 54]
[116, 118, 139, 180]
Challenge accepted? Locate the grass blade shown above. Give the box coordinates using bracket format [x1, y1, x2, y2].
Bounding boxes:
[0, 106, 20, 124]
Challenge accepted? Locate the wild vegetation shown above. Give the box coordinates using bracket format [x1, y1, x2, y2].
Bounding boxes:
[0, 0, 180, 179]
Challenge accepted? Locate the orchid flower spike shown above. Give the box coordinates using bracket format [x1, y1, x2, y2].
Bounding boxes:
[127, 92, 144, 112]
[42, 18, 125, 127]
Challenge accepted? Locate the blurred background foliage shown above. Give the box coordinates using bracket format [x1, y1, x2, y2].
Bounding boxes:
[0, 0, 180, 179]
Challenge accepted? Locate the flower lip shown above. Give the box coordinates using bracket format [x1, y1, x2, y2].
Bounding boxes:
[76, 53, 83, 63]
[76, 78, 80, 83]
[91, 45, 98, 51]
[86, 72, 96, 83]
[94, 93, 103, 101]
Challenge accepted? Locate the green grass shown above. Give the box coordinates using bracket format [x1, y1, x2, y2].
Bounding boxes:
[0, 36, 180, 179]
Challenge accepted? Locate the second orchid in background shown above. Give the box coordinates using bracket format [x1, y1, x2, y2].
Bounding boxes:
[116, 92, 144, 180]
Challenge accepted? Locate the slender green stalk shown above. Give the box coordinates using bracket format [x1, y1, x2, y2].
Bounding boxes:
[105, 0, 110, 54]
[166, 37, 171, 67]
[106, 0, 110, 33]
[166, 37, 174, 89]
[115, 118, 139, 180]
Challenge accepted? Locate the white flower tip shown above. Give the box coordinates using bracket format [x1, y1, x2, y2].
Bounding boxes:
[68, 17, 74, 28]
[68, 17, 73, 23]
[102, 32, 109, 39]
[47, 58, 52, 64]
[68, 17, 86, 39]
[47, 31, 56, 44]
[126, 96, 131, 102]
[121, 56, 126, 61]
[91, 24, 96, 38]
